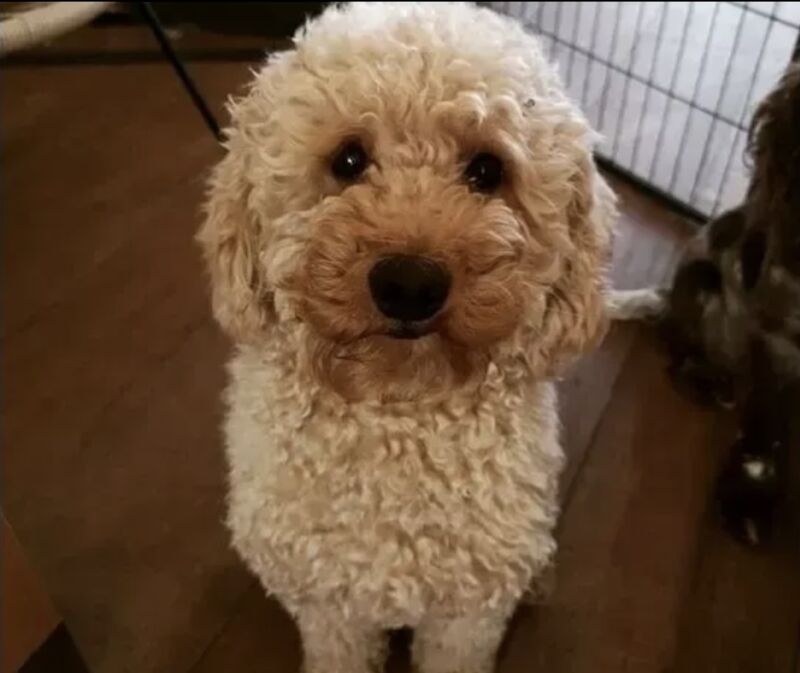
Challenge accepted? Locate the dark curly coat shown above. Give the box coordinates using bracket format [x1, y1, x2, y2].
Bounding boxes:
[662, 63, 800, 546]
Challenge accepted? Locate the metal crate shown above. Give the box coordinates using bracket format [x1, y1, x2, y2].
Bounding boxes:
[493, 2, 800, 220]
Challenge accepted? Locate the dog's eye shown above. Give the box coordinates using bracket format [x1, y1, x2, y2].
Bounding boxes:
[331, 141, 369, 181]
[464, 152, 504, 193]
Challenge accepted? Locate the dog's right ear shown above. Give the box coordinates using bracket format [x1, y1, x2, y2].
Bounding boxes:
[197, 145, 270, 342]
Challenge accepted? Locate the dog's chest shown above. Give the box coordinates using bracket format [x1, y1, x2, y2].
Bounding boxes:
[223, 351, 563, 618]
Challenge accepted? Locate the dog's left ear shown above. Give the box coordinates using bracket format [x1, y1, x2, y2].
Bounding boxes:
[531, 153, 616, 376]
[197, 142, 272, 343]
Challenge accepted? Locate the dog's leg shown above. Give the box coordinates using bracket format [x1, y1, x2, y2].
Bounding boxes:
[717, 339, 794, 547]
[412, 604, 514, 673]
[296, 606, 386, 673]
[606, 288, 666, 321]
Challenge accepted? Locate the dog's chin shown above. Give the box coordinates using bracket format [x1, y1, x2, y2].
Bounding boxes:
[306, 315, 494, 402]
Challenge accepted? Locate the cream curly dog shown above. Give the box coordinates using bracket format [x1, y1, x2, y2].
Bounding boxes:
[198, 3, 624, 672]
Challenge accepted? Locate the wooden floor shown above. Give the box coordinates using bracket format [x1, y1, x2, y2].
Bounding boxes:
[3, 24, 799, 673]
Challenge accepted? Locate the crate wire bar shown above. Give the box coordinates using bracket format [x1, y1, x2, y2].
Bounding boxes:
[493, 2, 800, 220]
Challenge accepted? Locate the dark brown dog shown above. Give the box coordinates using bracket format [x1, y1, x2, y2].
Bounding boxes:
[661, 63, 800, 546]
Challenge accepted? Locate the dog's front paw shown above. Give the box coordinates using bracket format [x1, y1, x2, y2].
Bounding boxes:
[717, 439, 782, 547]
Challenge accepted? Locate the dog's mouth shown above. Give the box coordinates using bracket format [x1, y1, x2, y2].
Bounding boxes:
[386, 320, 437, 340]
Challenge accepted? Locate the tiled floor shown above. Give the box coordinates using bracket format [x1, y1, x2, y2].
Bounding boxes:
[3, 19, 799, 673]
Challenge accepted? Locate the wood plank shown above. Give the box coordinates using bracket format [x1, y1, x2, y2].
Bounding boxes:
[0, 21, 273, 59]
[18, 624, 90, 673]
[189, 584, 301, 673]
[668, 413, 800, 673]
[3, 317, 253, 673]
[1, 515, 61, 673]
[558, 172, 689, 497]
[1, 61, 257, 673]
[500, 333, 728, 673]
[669, 522, 800, 673]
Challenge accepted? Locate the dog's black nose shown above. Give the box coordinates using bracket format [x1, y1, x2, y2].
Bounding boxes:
[368, 255, 451, 322]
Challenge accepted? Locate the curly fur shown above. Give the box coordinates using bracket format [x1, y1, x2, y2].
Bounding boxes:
[663, 64, 800, 393]
[197, 3, 616, 671]
[659, 63, 800, 545]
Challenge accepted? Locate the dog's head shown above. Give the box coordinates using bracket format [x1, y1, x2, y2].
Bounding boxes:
[198, 2, 614, 400]
[745, 63, 800, 336]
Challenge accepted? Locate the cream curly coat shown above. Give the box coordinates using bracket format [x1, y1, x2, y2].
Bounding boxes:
[198, 3, 622, 672]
